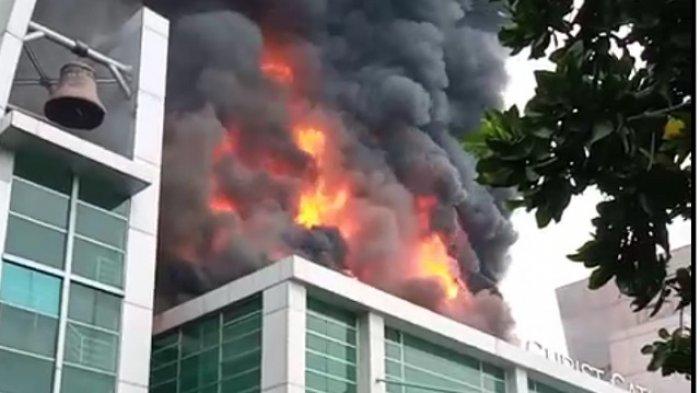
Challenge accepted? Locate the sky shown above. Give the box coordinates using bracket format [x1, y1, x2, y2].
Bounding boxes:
[498, 51, 693, 354]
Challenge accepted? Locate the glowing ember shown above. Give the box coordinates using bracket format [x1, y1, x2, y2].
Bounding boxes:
[261, 60, 293, 84]
[213, 131, 236, 161]
[209, 194, 236, 214]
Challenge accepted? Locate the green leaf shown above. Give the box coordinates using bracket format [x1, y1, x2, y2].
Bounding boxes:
[589, 266, 615, 289]
[530, 32, 551, 59]
[589, 120, 614, 145]
[505, 199, 527, 210]
[535, 205, 552, 228]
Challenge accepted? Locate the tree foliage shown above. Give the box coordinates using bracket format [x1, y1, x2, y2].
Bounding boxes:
[466, 0, 692, 379]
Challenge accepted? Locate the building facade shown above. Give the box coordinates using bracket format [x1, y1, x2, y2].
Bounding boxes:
[151, 256, 628, 393]
[557, 245, 692, 393]
[0, 1, 168, 392]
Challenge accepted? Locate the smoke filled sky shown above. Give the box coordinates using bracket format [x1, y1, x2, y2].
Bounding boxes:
[149, 0, 521, 340]
[501, 50, 693, 353]
[138, 0, 692, 347]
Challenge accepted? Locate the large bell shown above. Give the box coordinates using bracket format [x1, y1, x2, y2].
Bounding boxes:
[44, 61, 106, 130]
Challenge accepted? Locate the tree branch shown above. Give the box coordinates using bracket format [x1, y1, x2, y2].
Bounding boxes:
[628, 100, 692, 121]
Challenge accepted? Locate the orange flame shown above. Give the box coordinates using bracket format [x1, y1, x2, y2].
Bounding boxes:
[296, 182, 349, 228]
[293, 126, 351, 231]
[200, 41, 473, 318]
[413, 196, 465, 300]
[209, 132, 237, 215]
[417, 234, 461, 299]
[295, 127, 326, 159]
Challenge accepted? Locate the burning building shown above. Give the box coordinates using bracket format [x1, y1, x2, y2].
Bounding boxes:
[149, 0, 519, 340]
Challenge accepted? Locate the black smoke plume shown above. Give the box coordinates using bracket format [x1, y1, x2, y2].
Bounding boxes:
[144, 0, 518, 339]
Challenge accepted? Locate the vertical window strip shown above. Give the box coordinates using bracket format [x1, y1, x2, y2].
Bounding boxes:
[305, 297, 358, 393]
[0, 156, 132, 393]
[149, 296, 262, 393]
[384, 328, 506, 393]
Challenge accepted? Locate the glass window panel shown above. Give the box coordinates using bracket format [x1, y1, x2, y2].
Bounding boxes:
[223, 314, 261, 341]
[327, 357, 356, 381]
[79, 177, 130, 217]
[386, 382, 403, 393]
[75, 204, 127, 250]
[10, 178, 70, 228]
[153, 332, 178, 348]
[403, 367, 465, 392]
[482, 363, 505, 380]
[64, 322, 119, 372]
[61, 365, 116, 393]
[68, 283, 121, 332]
[385, 359, 402, 378]
[403, 336, 481, 383]
[385, 342, 401, 360]
[5, 215, 67, 268]
[528, 380, 567, 393]
[0, 348, 55, 393]
[0, 262, 31, 307]
[14, 153, 72, 195]
[223, 296, 261, 323]
[220, 368, 260, 392]
[325, 321, 356, 345]
[0, 303, 59, 357]
[221, 350, 260, 377]
[306, 351, 326, 372]
[306, 371, 326, 391]
[182, 316, 219, 357]
[152, 344, 179, 366]
[385, 327, 401, 343]
[386, 329, 506, 393]
[306, 334, 356, 363]
[307, 298, 355, 327]
[307, 314, 326, 334]
[72, 238, 124, 288]
[151, 361, 177, 386]
[0, 262, 61, 316]
[327, 378, 356, 393]
[221, 331, 261, 359]
[179, 348, 219, 392]
[152, 381, 177, 393]
[482, 377, 506, 393]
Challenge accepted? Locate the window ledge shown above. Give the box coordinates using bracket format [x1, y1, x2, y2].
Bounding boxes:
[0, 110, 155, 196]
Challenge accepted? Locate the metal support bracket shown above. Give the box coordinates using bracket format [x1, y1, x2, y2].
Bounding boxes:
[23, 21, 133, 98]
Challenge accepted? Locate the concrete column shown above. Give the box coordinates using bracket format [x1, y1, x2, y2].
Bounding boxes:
[506, 367, 530, 393]
[358, 312, 385, 393]
[0, 0, 36, 113]
[117, 9, 169, 393]
[261, 281, 307, 393]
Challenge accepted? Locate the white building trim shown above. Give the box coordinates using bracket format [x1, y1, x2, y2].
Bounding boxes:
[154, 255, 628, 393]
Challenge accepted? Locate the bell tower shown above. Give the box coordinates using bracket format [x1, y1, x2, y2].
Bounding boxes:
[0, 2, 169, 393]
